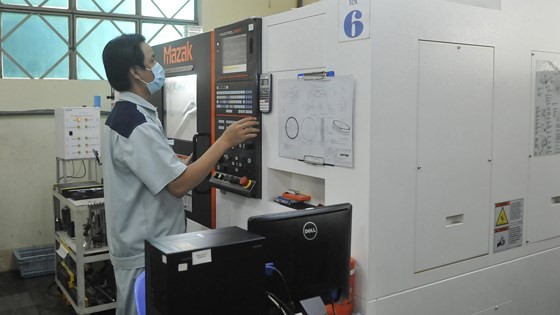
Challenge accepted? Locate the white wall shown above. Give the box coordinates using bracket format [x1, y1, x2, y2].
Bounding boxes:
[198, 0, 322, 32]
[303, 0, 321, 5]
[199, 0, 299, 31]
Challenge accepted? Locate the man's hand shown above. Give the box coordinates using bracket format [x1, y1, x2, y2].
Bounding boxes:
[167, 117, 259, 198]
[219, 117, 260, 148]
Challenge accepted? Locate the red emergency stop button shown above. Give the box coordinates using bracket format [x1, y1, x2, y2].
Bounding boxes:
[239, 176, 249, 186]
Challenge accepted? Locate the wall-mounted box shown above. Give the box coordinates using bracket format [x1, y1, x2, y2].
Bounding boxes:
[55, 107, 100, 160]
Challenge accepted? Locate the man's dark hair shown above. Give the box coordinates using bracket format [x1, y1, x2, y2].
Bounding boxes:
[102, 34, 146, 92]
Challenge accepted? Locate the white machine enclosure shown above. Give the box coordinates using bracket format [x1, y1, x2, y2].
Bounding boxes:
[54, 107, 101, 159]
[211, 0, 560, 314]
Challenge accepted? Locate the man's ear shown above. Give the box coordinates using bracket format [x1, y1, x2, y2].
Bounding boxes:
[129, 66, 142, 81]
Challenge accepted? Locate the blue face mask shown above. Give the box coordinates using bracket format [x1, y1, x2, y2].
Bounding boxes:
[140, 62, 165, 94]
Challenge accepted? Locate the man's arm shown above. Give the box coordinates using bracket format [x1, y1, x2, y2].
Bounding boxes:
[167, 117, 259, 198]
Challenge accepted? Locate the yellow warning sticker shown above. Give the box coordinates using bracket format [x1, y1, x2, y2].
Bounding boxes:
[496, 207, 509, 226]
[494, 199, 524, 253]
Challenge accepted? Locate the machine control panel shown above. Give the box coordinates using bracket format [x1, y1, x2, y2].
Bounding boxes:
[210, 18, 262, 198]
[212, 82, 260, 197]
[216, 85, 254, 115]
[213, 133, 258, 197]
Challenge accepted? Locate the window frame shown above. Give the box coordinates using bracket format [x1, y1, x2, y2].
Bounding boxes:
[0, 0, 198, 79]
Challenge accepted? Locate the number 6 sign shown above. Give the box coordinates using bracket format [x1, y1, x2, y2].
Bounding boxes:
[339, 0, 370, 42]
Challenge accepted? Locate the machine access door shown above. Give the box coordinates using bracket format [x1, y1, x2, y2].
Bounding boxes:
[152, 32, 216, 228]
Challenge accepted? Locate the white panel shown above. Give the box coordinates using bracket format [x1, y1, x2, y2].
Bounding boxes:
[527, 51, 560, 243]
[266, 14, 326, 72]
[445, 0, 501, 10]
[372, 247, 560, 315]
[472, 300, 513, 315]
[415, 41, 494, 272]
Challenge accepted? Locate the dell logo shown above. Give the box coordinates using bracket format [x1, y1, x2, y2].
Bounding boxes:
[303, 222, 318, 240]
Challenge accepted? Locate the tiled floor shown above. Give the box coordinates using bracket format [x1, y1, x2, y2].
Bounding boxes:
[0, 271, 115, 315]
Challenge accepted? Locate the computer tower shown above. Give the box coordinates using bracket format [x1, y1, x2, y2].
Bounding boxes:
[145, 226, 265, 315]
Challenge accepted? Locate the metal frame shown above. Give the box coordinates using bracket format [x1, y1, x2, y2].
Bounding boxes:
[52, 188, 114, 314]
[56, 157, 98, 183]
[0, 0, 198, 79]
[73, 13, 138, 79]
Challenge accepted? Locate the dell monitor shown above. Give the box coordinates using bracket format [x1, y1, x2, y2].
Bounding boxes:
[247, 203, 352, 313]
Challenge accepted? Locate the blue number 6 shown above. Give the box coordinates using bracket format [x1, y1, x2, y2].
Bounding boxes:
[344, 10, 364, 38]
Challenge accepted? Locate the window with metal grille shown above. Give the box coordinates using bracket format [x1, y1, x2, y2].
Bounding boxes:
[0, 0, 198, 79]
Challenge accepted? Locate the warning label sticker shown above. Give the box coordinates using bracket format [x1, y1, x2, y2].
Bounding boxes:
[496, 208, 509, 226]
[493, 199, 523, 253]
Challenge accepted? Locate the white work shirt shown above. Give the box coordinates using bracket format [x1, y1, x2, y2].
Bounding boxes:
[102, 91, 187, 269]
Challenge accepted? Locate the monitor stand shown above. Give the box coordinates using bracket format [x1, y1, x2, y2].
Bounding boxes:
[299, 296, 327, 315]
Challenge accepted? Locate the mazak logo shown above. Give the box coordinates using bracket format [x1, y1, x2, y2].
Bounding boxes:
[163, 42, 193, 65]
[303, 222, 318, 241]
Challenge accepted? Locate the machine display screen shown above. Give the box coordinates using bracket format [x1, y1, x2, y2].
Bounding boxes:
[222, 34, 247, 74]
[164, 74, 198, 142]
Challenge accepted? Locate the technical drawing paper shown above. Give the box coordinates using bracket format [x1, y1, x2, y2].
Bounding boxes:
[278, 76, 354, 167]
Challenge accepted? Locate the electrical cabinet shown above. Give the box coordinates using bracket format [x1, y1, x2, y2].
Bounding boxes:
[54, 107, 101, 160]
[52, 185, 116, 314]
